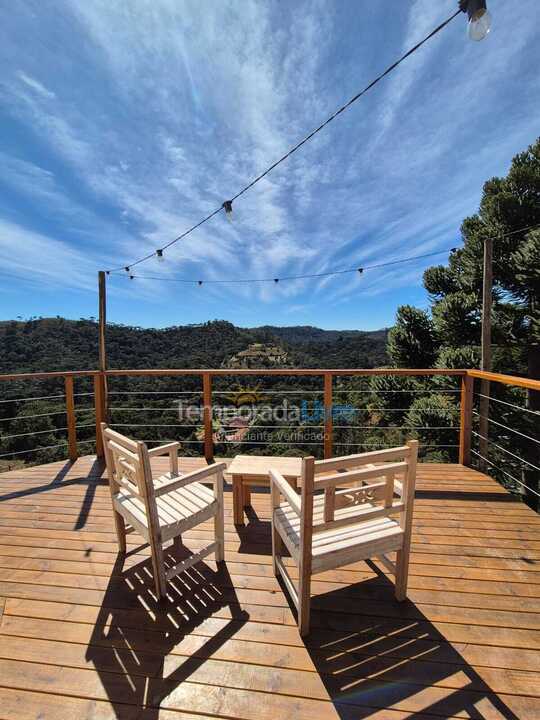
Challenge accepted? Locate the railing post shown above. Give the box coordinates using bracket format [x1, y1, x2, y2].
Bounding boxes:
[478, 378, 490, 470]
[94, 373, 106, 458]
[459, 373, 473, 466]
[64, 375, 78, 462]
[324, 372, 333, 459]
[203, 372, 214, 463]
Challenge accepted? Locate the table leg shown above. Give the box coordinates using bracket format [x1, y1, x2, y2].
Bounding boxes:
[232, 474, 244, 525]
[243, 483, 251, 507]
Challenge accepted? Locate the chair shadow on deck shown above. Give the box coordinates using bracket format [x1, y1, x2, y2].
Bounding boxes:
[85, 540, 249, 720]
[302, 560, 522, 719]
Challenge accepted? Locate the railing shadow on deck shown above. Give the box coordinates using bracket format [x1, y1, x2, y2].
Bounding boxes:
[0, 458, 107, 531]
[85, 542, 249, 720]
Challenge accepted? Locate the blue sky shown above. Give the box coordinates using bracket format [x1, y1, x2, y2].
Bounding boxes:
[0, 0, 539, 331]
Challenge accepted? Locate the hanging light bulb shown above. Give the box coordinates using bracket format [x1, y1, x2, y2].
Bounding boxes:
[459, 0, 491, 41]
[156, 249, 164, 262]
[129, 275, 134, 280]
[125, 266, 130, 273]
[357, 267, 364, 275]
[222, 200, 233, 222]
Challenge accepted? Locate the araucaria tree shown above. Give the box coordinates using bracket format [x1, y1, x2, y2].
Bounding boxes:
[391, 137, 540, 380]
[381, 137, 540, 470]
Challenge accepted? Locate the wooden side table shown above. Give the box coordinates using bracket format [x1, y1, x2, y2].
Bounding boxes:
[228, 454, 303, 525]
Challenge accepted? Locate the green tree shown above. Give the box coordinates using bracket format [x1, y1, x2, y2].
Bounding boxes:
[387, 306, 436, 368]
[384, 136, 540, 479]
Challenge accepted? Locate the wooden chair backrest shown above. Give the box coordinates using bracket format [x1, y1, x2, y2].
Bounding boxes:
[100, 425, 163, 535]
[102, 425, 146, 497]
[299, 441, 418, 544]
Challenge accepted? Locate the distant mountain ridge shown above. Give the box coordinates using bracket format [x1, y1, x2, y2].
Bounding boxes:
[0, 318, 388, 374]
[254, 325, 389, 344]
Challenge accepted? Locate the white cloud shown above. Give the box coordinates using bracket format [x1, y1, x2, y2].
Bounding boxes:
[0, 218, 98, 291]
[17, 70, 55, 99]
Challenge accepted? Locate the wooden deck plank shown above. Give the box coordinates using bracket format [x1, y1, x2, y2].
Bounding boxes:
[1, 553, 540, 596]
[0, 457, 539, 719]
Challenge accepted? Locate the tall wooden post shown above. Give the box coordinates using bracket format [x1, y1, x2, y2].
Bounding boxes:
[98, 271, 107, 375]
[478, 237, 493, 468]
[97, 271, 108, 457]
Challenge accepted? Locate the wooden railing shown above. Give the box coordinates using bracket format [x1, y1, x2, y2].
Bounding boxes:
[0, 370, 105, 462]
[1, 367, 463, 463]
[1, 368, 539, 483]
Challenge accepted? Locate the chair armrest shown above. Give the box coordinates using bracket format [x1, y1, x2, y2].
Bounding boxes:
[154, 462, 226, 497]
[269, 469, 301, 516]
[147, 442, 180, 457]
[147, 442, 180, 474]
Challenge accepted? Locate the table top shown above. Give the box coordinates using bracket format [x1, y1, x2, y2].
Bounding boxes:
[228, 454, 302, 479]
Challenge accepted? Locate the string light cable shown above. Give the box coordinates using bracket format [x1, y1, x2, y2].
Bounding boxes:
[108, 223, 540, 286]
[104, 6, 466, 274]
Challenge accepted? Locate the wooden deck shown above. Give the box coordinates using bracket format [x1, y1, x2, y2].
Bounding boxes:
[0, 456, 539, 719]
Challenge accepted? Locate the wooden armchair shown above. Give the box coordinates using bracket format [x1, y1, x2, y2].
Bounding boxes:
[270, 440, 418, 635]
[101, 424, 226, 600]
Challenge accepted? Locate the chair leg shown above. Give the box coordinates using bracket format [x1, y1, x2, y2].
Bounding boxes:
[149, 540, 167, 600]
[214, 496, 225, 563]
[271, 521, 282, 578]
[395, 548, 409, 601]
[173, 535, 182, 550]
[113, 511, 127, 553]
[298, 573, 311, 636]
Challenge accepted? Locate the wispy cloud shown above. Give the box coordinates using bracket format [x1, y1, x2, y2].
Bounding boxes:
[0, 0, 538, 327]
[17, 70, 56, 99]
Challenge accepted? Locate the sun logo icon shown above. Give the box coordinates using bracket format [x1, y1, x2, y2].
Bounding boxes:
[225, 383, 265, 406]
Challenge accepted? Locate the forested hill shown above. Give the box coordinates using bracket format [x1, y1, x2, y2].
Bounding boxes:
[0, 318, 388, 374]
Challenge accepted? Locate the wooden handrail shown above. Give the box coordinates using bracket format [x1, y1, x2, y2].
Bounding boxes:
[0, 370, 99, 382]
[103, 368, 466, 377]
[466, 369, 540, 392]
[5, 367, 539, 384]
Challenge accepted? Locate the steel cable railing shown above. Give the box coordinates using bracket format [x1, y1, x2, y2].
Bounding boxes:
[469, 375, 540, 508]
[0, 372, 102, 467]
[84, 372, 466, 460]
[471, 449, 540, 499]
[3, 367, 538, 505]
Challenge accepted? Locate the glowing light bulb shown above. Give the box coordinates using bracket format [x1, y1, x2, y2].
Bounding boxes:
[156, 249, 164, 262]
[468, 7, 491, 41]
